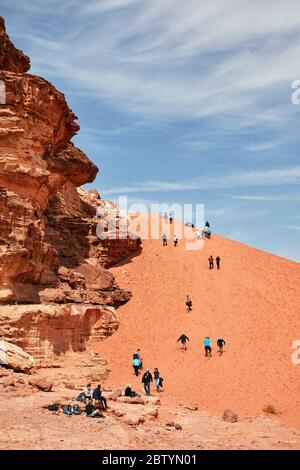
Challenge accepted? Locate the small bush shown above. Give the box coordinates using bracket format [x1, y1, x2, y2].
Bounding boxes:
[263, 404, 277, 415]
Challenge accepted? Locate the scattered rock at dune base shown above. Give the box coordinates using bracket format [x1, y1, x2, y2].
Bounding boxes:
[1, 377, 15, 388]
[222, 409, 238, 423]
[0, 340, 34, 373]
[29, 379, 53, 392]
[263, 404, 278, 415]
[165, 421, 183, 431]
[116, 396, 145, 405]
[108, 388, 123, 401]
[63, 383, 78, 391]
[122, 415, 146, 426]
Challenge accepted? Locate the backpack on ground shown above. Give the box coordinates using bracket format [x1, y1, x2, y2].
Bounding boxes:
[48, 403, 59, 412]
[63, 404, 73, 415]
[72, 404, 82, 415]
[76, 392, 86, 402]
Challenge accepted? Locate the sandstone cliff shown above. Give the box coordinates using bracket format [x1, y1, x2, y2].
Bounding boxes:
[0, 17, 140, 362]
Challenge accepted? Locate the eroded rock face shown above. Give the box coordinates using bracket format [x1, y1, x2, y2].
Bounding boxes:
[0, 304, 120, 361]
[0, 17, 30, 73]
[0, 18, 140, 362]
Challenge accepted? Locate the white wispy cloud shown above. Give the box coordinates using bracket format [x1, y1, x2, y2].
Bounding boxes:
[101, 165, 300, 194]
[5, 0, 300, 129]
[230, 194, 300, 202]
[283, 224, 300, 232]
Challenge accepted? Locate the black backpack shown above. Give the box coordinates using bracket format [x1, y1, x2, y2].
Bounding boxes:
[48, 403, 59, 412]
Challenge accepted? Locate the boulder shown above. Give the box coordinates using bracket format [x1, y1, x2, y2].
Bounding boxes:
[122, 415, 145, 426]
[108, 388, 122, 401]
[0, 289, 14, 302]
[116, 396, 145, 405]
[29, 379, 53, 392]
[0, 340, 34, 372]
[222, 409, 238, 423]
[144, 396, 161, 405]
[165, 421, 182, 430]
[1, 377, 15, 387]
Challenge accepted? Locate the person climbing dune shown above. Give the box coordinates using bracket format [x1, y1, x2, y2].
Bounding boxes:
[208, 255, 214, 270]
[177, 333, 190, 351]
[133, 356, 141, 376]
[162, 233, 168, 246]
[154, 368, 162, 392]
[217, 337, 225, 354]
[216, 256, 221, 270]
[204, 336, 212, 357]
[174, 234, 178, 247]
[185, 295, 192, 311]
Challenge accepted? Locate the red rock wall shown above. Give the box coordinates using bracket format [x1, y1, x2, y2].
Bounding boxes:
[0, 17, 140, 361]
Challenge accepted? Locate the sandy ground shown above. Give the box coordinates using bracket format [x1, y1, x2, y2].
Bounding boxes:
[1, 384, 300, 450]
[97, 214, 300, 429]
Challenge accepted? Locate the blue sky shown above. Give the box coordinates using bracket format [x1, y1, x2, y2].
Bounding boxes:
[2, 0, 300, 261]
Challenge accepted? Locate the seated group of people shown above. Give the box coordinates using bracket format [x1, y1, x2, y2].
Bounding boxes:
[76, 383, 109, 418]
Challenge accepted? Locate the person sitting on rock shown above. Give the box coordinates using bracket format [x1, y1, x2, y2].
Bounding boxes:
[92, 384, 108, 410]
[125, 384, 139, 398]
[85, 399, 105, 418]
[83, 383, 93, 400]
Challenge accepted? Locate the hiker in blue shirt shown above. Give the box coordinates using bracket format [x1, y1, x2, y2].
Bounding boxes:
[133, 357, 141, 376]
[204, 336, 212, 357]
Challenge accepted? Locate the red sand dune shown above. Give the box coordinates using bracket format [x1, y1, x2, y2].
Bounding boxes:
[96, 214, 300, 428]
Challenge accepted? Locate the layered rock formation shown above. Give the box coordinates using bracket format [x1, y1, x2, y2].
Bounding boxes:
[0, 17, 140, 361]
[0, 304, 120, 361]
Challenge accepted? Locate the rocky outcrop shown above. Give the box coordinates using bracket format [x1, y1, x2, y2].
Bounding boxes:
[0, 17, 30, 73]
[0, 339, 34, 372]
[0, 304, 120, 361]
[0, 18, 140, 362]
